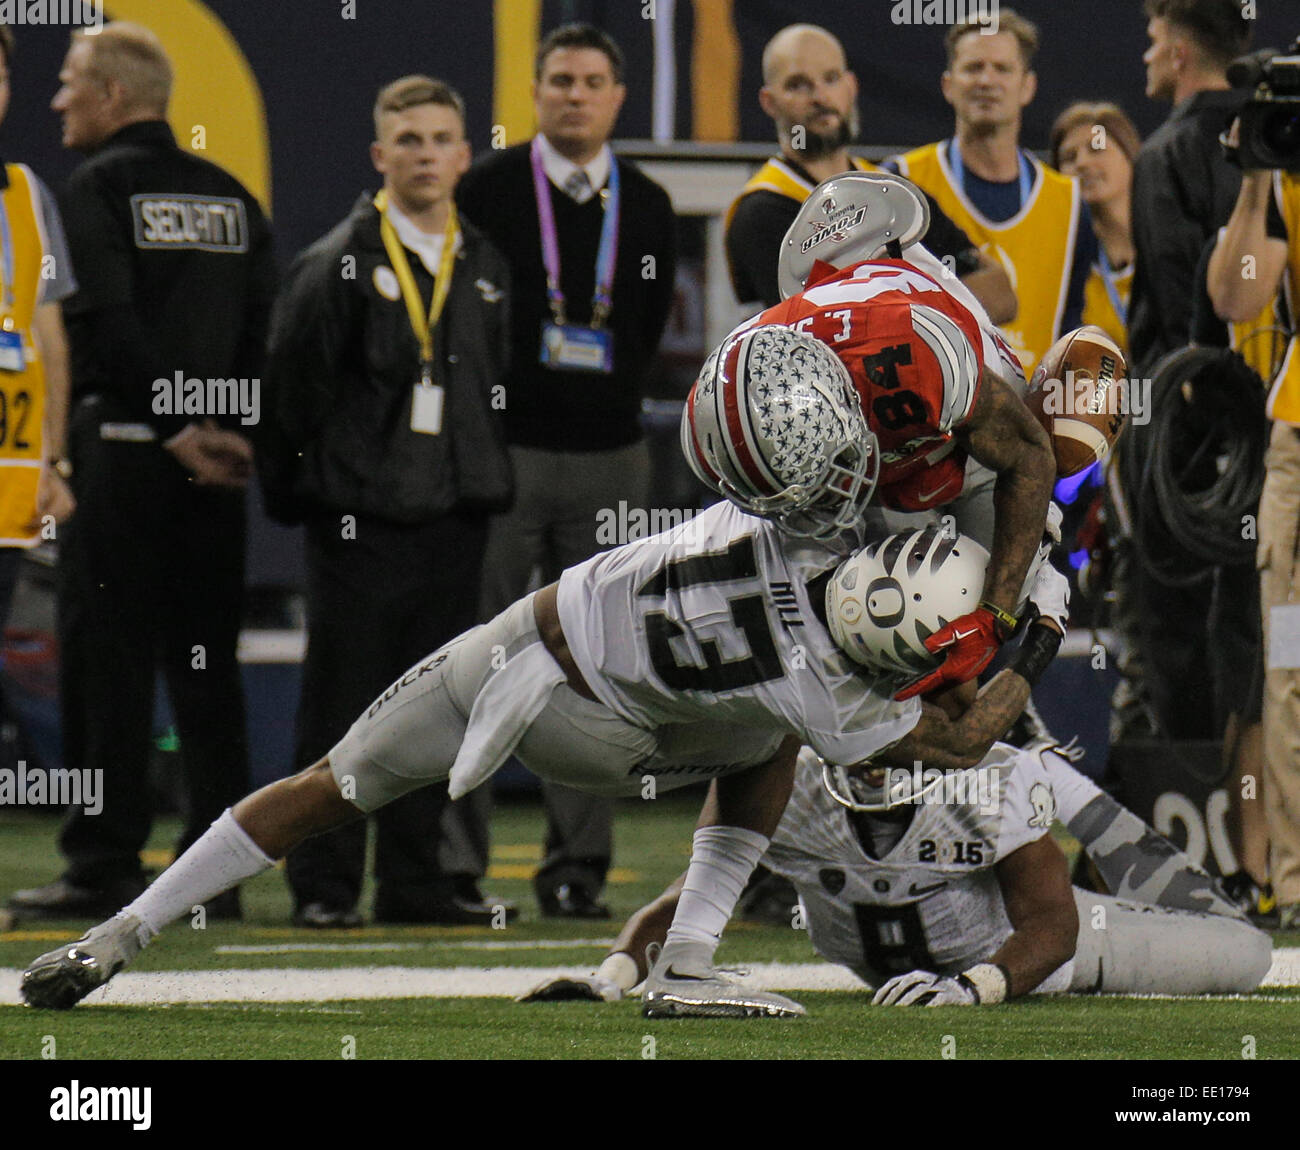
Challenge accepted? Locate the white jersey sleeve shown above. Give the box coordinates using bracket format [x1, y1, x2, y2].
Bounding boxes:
[557, 502, 920, 766]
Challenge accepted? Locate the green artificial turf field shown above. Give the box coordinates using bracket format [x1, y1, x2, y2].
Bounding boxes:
[2, 795, 1298, 1062]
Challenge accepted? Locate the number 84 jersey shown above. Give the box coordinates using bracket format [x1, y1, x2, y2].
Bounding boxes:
[556, 501, 921, 768]
[750, 257, 991, 513]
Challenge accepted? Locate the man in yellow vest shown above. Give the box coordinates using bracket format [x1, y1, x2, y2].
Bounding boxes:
[725, 22, 1014, 322]
[0, 26, 75, 559]
[1208, 153, 1300, 934]
[892, 9, 1096, 376]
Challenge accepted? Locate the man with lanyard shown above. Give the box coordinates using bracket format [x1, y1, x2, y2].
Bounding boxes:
[455, 23, 677, 919]
[257, 76, 514, 928]
[892, 9, 1096, 376]
[726, 22, 1014, 323]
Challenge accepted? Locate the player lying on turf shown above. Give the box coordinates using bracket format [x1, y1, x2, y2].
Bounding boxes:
[20, 330, 1067, 1018]
[523, 743, 1272, 1007]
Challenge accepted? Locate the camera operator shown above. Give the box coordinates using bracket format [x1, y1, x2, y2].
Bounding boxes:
[1208, 47, 1300, 931]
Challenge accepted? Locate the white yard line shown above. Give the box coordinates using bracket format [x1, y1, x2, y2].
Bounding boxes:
[213, 938, 616, 954]
[1, 950, 1297, 1006]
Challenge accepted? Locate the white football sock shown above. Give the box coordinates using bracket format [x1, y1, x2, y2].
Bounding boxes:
[120, 809, 275, 944]
[662, 825, 769, 966]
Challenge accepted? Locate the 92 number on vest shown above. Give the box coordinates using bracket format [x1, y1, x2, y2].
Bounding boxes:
[0, 385, 33, 451]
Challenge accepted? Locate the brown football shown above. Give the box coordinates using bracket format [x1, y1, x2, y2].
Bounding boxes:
[1024, 326, 1129, 477]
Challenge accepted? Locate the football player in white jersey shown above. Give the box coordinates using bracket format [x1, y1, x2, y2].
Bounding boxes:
[524, 742, 1270, 1007]
[20, 327, 1071, 1018]
[523, 550, 1271, 1007]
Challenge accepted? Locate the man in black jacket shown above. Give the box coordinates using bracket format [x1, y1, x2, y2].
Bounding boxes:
[1111, 0, 1259, 750]
[259, 76, 513, 927]
[455, 24, 677, 919]
[8, 23, 276, 920]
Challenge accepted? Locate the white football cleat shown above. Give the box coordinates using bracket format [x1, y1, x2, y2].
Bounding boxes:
[21, 914, 144, 1010]
[642, 946, 805, 1019]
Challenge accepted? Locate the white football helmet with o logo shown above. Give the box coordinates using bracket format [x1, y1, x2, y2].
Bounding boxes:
[682, 324, 879, 542]
[826, 525, 989, 675]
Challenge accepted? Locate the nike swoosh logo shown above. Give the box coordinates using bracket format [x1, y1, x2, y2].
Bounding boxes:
[951, 627, 978, 642]
[915, 483, 956, 504]
[663, 966, 709, 982]
[908, 881, 948, 897]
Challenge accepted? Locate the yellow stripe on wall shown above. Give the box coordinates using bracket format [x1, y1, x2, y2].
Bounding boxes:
[106, 0, 272, 214]
[494, 0, 542, 147]
[691, 0, 740, 141]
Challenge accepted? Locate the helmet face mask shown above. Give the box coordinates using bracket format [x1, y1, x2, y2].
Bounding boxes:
[683, 324, 879, 541]
[820, 759, 947, 814]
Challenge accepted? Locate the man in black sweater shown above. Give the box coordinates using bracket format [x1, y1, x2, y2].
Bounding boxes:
[456, 23, 677, 918]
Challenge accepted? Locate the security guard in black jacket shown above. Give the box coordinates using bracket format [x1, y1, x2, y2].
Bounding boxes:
[257, 77, 513, 928]
[9, 25, 277, 920]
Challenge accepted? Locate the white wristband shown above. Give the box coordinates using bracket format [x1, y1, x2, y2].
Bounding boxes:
[961, 962, 1008, 1005]
[597, 951, 640, 992]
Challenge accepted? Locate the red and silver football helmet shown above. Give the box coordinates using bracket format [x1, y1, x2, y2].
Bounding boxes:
[682, 324, 879, 541]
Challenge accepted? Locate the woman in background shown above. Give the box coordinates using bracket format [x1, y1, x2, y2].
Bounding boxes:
[1050, 102, 1141, 356]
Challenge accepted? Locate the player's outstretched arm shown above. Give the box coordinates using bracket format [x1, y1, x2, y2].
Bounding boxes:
[879, 666, 1035, 772]
[986, 833, 1079, 999]
[873, 835, 1076, 1007]
[955, 369, 1056, 618]
[886, 563, 1069, 767]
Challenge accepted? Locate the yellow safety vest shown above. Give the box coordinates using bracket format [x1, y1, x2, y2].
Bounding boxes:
[1082, 260, 1133, 358]
[896, 139, 1080, 374]
[0, 164, 48, 547]
[1263, 171, 1300, 425]
[724, 155, 881, 250]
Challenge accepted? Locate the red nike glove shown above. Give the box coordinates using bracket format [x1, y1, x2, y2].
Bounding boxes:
[894, 608, 1004, 701]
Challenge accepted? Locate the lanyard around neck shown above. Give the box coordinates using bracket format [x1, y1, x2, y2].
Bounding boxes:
[530, 136, 621, 328]
[1097, 246, 1129, 327]
[0, 197, 14, 313]
[948, 137, 1034, 211]
[373, 188, 459, 366]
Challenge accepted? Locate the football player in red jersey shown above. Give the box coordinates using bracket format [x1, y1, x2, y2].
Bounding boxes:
[686, 246, 1055, 701]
